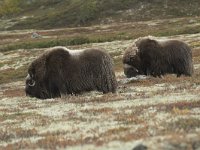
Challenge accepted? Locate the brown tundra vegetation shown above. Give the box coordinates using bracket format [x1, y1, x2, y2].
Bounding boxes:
[0, 18, 200, 150]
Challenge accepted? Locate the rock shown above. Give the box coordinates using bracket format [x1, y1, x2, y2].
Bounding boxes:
[188, 19, 196, 24]
[31, 32, 42, 38]
[160, 142, 188, 150]
[120, 75, 148, 84]
[132, 143, 148, 150]
[192, 141, 200, 150]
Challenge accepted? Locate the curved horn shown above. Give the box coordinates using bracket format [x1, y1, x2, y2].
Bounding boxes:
[135, 68, 139, 73]
[26, 74, 31, 80]
[135, 47, 139, 53]
[28, 80, 35, 87]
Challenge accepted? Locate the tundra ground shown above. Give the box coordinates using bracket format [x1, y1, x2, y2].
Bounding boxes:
[0, 18, 200, 150]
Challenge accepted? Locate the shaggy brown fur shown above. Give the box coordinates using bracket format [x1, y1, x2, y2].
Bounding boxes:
[123, 37, 194, 78]
[25, 47, 117, 99]
[123, 45, 143, 77]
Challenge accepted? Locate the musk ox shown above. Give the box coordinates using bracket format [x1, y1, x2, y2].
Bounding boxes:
[123, 37, 194, 78]
[25, 46, 117, 99]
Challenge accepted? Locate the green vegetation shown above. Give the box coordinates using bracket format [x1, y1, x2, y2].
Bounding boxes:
[0, 35, 128, 52]
[0, 0, 22, 17]
[0, 37, 90, 52]
[1, 17, 200, 52]
[0, 0, 200, 30]
[0, 65, 27, 84]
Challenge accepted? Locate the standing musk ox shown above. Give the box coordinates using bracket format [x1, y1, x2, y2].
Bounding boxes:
[25, 47, 117, 99]
[123, 37, 194, 78]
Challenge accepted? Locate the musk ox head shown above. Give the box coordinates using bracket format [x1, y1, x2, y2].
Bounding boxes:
[122, 45, 143, 78]
[25, 47, 117, 99]
[123, 36, 194, 78]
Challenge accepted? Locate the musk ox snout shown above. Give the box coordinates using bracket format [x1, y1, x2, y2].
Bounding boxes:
[123, 37, 194, 78]
[25, 47, 117, 99]
[123, 64, 139, 78]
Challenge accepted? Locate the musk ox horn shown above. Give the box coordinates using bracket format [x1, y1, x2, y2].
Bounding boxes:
[26, 74, 36, 87]
[25, 46, 117, 99]
[26, 73, 31, 80]
[28, 80, 35, 87]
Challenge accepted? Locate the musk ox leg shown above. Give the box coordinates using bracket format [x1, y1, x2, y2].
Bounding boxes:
[177, 72, 190, 77]
[60, 93, 72, 99]
[60, 93, 67, 99]
[148, 59, 167, 78]
[177, 73, 181, 77]
[47, 76, 67, 98]
[174, 56, 193, 77]
[152, 74, 161, 78]
[56, 82, 68, 97]
[97, 71, 117, 94]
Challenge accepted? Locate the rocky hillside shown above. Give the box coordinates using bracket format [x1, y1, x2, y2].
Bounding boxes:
[0, 0, 200, 30]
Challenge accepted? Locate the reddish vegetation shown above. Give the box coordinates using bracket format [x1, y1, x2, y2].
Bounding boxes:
[3, 89, 25, 97]
[0, 28, 200, 149]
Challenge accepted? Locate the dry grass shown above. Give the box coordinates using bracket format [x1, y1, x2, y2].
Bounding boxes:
[1, 17, 200, 52]
[0, 19, 200, 149]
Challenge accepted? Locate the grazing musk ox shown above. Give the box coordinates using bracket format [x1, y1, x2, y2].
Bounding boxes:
[123, 37, 194, 78]
[25, 46, 117, 99]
